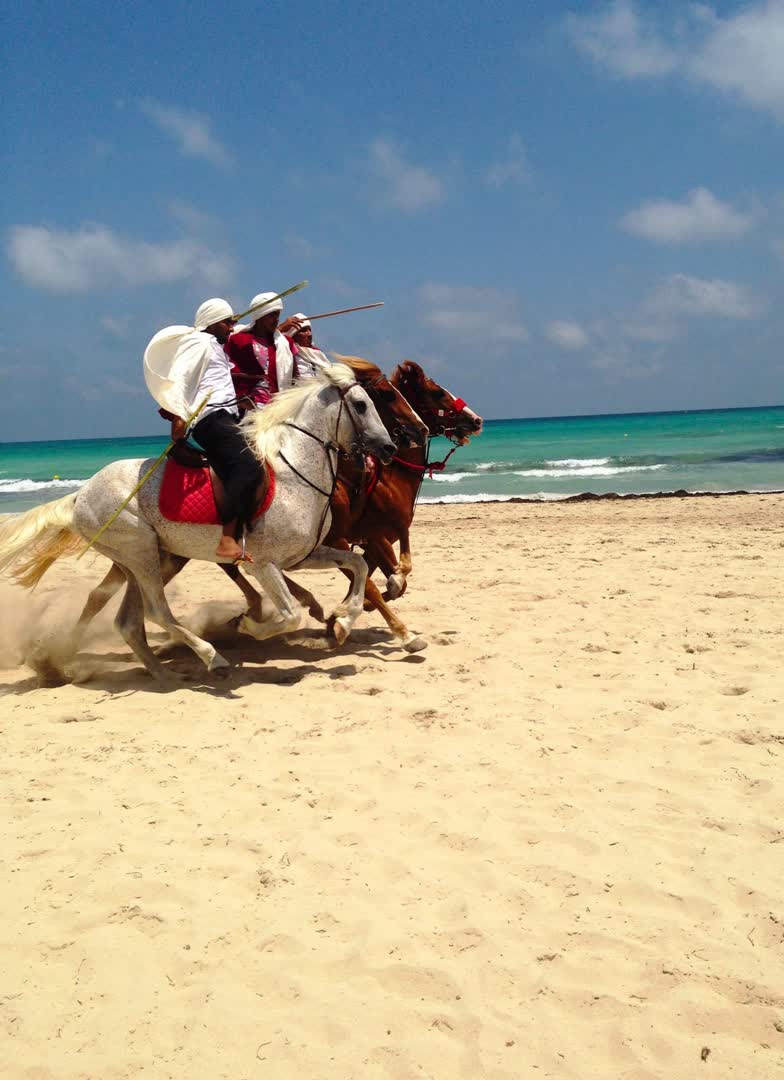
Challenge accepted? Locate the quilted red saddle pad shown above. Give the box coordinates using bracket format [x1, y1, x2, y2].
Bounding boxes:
[159, 460, 275, 525]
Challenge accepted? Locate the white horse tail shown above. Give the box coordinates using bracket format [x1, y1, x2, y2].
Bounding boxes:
[0, 492, 82, 589]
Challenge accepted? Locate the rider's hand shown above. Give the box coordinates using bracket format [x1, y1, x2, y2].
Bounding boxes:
[278, 317, 302, 335]
[171, 418, 187, 442]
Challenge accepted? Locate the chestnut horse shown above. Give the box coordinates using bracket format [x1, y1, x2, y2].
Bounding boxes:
[322, 361, 482, 649]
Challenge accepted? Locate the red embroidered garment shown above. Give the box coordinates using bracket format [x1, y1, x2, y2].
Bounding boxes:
[225, 333, 300, 407]
[159, 459, 276, 524]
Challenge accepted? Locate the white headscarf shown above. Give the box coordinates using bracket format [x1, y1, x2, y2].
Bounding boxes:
[291, 312, 311, 329]
[144, 297, 234, 417]
[194, 297, 234, 331]
[247, 291, 283, 325]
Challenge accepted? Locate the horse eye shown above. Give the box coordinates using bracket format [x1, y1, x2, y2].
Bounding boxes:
[429, 388, 444, 400]
[380, 389, 396, 403]
[354, 400, 367, 414]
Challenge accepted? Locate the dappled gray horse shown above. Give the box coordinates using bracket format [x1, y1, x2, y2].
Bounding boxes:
[0, 365, 395, 680]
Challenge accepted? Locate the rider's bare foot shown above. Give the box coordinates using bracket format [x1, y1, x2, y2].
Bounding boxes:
[215, 537, 253, 563]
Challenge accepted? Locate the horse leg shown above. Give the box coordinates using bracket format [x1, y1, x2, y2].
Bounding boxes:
[292, 545, 369, 646]
[282, 574, 327, 624]
[379, 533, 411, 601]
[93, 536, 230, 674]
[324, 542, 422, 647]
[238, 564, 302, 641]
[113, 567, 172, 680]
[75, 562, 127, 640]
[360, 547, 379, 611]
[221, 563, 264, 622]
[361, 573, 427, 653]
[76, 552, 190, 641]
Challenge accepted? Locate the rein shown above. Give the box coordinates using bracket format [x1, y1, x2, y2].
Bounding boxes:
[392, 443, 459, 479]
[277, 381, 362, 558]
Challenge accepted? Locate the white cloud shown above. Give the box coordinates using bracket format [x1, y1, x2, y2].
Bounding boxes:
[8, 224, 234, 293]
[285, 232, 326, 260]
[370, 139, 444, 212]
[485, 134, 532, 188]
[621, 187, 759, 244]
[100, 314, 132, 338]
[691, 1, 784, 117]
[566, 1, 784, 120]
[419, 283, 528, 344]
[139, 100, 229, 166]
[545, 320, 589, 348]
[565, 0, 679, 77]
[645, 273, 762, 319]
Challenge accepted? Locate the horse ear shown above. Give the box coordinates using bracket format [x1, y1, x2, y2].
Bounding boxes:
[393, 360, 422, 388]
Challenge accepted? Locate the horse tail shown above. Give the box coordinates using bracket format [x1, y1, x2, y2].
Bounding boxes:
[0, 492, 82, 589]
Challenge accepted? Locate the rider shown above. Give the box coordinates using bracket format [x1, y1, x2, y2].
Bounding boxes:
[287, 313, 332, 379]
[164, 299, 258, 564]
[226, 292, 305, 412]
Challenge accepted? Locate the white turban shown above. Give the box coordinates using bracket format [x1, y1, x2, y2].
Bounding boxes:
[194, 298, 234, 331]
[247, 291, 283, 324]
[291, 312, 311, 329]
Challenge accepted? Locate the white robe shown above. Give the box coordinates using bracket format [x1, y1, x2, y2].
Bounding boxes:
[143, 326, 218, 419]
[295, 345, 332, 379]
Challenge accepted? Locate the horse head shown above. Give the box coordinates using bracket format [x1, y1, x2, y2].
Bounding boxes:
[323, 364, 397, 463]
[334, 355, 428, 450]
[390, 361, 483, 444]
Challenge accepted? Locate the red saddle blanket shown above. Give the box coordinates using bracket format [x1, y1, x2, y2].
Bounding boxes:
[159, 459, 275, 525]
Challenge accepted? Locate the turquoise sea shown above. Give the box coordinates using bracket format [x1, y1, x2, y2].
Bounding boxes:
[1, 405, 783, 515]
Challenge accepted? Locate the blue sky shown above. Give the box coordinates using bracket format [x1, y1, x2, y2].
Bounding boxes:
[2, 0, 783, 440]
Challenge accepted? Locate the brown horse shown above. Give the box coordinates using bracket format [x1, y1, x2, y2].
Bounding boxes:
[321, 361, 481, 649]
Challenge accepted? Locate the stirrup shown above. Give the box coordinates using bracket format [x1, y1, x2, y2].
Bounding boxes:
[232, 531, 248, 565]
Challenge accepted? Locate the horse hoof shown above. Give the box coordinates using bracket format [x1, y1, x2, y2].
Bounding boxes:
[402, 634, 427, 653]
[328, 615, 350, 646]
[208, 653, 231, 672]
[386, 574, 406, 600]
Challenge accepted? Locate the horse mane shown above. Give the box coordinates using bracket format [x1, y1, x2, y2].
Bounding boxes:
[241, 362, 356, 461]
[332, 353, 383, 380]
[391, 360, 425, 390]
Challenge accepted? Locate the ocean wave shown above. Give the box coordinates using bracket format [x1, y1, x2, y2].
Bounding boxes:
[476, 461, 513, 471]
[0, 477, 85, 494]
[426, 472, 475, 483]
[513, 464, 666, 479]
[545, 457, 610, 467]
[420, 491, 569, 504]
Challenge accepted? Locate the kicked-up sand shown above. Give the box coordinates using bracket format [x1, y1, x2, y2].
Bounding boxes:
[0, 494, 782, 1079]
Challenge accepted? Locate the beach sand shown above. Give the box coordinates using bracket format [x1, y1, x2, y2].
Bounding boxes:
[1, 495, 782, 1079]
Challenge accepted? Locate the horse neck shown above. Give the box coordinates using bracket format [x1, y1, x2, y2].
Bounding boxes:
[278, 387, 343, 487]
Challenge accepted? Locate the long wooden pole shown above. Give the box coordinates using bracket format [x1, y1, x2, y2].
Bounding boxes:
[233, 280, 308, 324]
[304, 302, 384, 322]
[77, 393, 213, 559]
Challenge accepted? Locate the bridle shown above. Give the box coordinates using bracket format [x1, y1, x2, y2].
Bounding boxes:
[362, 373, 425, 449]
[390, 378, 473, 492]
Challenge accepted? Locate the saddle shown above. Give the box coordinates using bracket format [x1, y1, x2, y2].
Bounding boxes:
[159, 440, 275, 525]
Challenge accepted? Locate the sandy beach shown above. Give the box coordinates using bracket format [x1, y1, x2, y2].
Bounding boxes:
[1, 495, 782, 1079]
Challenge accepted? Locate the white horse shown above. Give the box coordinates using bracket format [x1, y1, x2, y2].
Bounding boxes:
[0, 364, 396, 680]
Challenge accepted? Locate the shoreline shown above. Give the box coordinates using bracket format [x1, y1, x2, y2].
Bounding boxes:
[4, 485, 784, 519]
[421, 485, 784, 506]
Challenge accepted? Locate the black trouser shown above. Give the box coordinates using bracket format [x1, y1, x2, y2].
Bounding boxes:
[192, 409, 259, 528]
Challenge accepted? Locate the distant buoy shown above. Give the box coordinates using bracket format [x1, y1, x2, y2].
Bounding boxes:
[53, 474, 60, 480]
